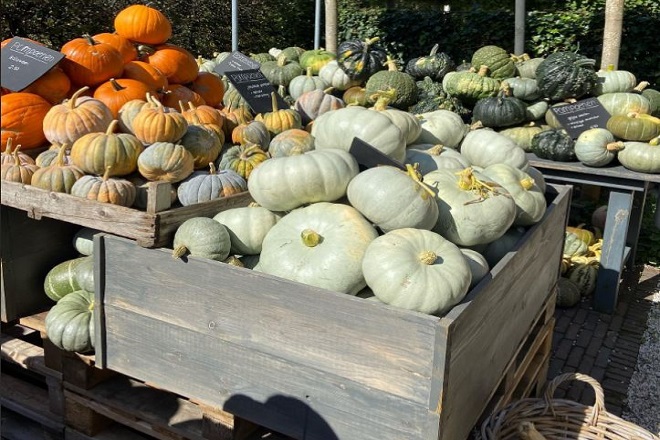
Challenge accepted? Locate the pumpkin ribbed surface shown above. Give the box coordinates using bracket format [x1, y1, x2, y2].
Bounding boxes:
[172, 217, 231, 261]
[45, 289, 95, 353]
[137, 141, 194, 183]
[70, 167, 137, 207]
[177, 164, 247, 206]
[217, 143, 269, 180]
[1, 92, 52, 150]
[114, 4, 172, 45]
[213, 205, 282, 255]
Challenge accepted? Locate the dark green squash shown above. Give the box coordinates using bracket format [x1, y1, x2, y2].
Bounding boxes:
[337, 37, 388, 82]
[410, 77, 471, 120]
[470, 45, 516, 80]
[472, 91, 528, 128]
[277, 46, 306, 63]
[641, 88, 660, 117]
[535, 51, 598, 101]
[43, 256, 89, 302]
[556, 277, 581, 308]
[405, 44, 455, 81]
[45, 289, 95, 353]
[531, 128, 576, 161]
[260, 57, 304, 88]
[249, 52, 275, 64]
[365, 57, 418, 110]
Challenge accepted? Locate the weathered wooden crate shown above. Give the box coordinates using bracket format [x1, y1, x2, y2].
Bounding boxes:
[94, 184, 571, 440]
[1, 205, 80, 322]
[1, 180, 252, 248]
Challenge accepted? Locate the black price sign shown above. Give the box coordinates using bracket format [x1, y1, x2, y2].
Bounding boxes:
[214, 51, 261, 75]
[1, 37, 64, 92]
[349, 137, 406, 170]
[550, 98, 612, 139]
[225, 69, 288, 115]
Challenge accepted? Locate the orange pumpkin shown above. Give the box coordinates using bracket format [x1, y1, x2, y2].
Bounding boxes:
[18, 67, 71, 104]
[1, 93, 51, 150]
[141, 44, 198, 85]
[1, 145, 39, 184]
[93, 78, 154, 118]
[221, 106, 254, 140]
[114, 4, 172, 45]
[1, 138, 36, 166]
[161, 84, 205, 109]
[92, 32, 138, 64]
[132, 95, 188, 144]
[122, 60, 168, 91]
[190, 72, 225, 108]
[180, 102, 224, 126]
[60, 35, 124, 87]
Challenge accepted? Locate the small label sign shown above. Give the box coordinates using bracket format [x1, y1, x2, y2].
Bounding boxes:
[1, 37, 64, 92]
[214, 51, 261, 75]
[225, 69, 288, 115]
[349, 137, 406, 170]
[550, 98, 611, 139]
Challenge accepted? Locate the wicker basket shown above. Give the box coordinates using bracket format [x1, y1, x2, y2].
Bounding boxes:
[480, 372, 660, 440]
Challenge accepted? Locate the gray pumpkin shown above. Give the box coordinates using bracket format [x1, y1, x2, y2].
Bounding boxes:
[177, 163, 247, 206]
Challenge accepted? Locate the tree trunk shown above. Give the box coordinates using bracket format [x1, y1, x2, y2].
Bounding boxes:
[325, 0, 338, 54]
[601, 0, 624, 69]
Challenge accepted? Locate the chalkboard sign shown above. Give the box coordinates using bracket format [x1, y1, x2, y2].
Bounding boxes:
[214, 51, 261, 76]
[225, 69, 288, 115]
[549, 98, 612, 139]
[1, 37, 64, 92]
[349, 137, 406, 170]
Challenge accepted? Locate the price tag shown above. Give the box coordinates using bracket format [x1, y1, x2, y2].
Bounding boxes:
[1, 37, 64, 92]
[550, 98, 612, 139]
[349, 137, 406, 170]
[214, 51, 261, 75]
[225, 69, 288, 115]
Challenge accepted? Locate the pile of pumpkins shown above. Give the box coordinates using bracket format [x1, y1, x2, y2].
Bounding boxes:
[557, 225, 604, 308]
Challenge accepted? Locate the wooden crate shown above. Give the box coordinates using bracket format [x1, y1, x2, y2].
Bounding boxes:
[94, 184, 571, 440]
[1, 206, 80, 322]
[1, 180, 253, 248]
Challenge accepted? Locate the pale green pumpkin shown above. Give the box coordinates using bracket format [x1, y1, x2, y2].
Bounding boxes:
[45, 289, 95, 353]
[362, 228, 471, 315]
[311, 107, 407, 162]
[213, 204, 282, 255]
[574, 128, 624, 167]
[172, 217, 231, 261]
[318, 60, 361, 91]
[423, 167, 517, 246]
[460, 128, 529, 170]
[460, 248, 490, 289]
[617, 141, 660, 174]
[594, 66, 638, 95]
[247, 148, 359, 211]
[347, 164, 439, 232]
[416, 109, 468, 148]
[405, 144, 470, 174]
[481, 163, 546, 226]
[369, 93, 423, 145]
[257, 202, 379, 295]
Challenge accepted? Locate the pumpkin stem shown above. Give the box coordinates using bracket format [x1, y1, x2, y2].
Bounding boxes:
[109, 78, 125, 92]
[196, 56, 206, 67]
[405, 163, 437, 199]
[427, 144, 445, 156]
[172, 244, 189, 259]
[54, 143, 69, 167]
[605, 141, 625, 152]
[82, 34, 98, 46]
[269, 92, 279, 112]
[418, 250, 437, 265]
[12, 145, 22, 165]
[650, 136, 659, 146]
[323, 87, 335, 95]
[364, 37, 381, 48]
[106, 120, 119, 135]
[477, 65, 489, 77]
[429, 43, 439, 57]
[384, 56, 398, 71]
[370, 88, 397, 110]
[499, 81, 512, 97]
[520, 177, 535, 190]
[209, 162, 217, 174]
[88, 301, 94, 312]
[277, 55, 287, 67]
[469, 120, 484, 131]
[301, 228, 322, 247]
[633, 81, 649, 93]
[4, 137, 13, 154]
[68, 87, 90, 109]
[223, 255, 244, 267]
[305, 67, 314, 77]
[102, 166, 112, 181]
[455, 167, 508, 204]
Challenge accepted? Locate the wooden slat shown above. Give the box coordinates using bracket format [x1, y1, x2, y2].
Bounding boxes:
[436, 184, 570, 440]
[527, 153, 660, 183]
[0, 407, 63, 440]
[1, 332, 59, 379]
[1, 372, 64, 432]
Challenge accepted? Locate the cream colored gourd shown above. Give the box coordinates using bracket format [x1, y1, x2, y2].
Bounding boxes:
[247, 148, 359, 211]
[481, 163, 546, 226]
[362, 228, 471, 315]
[460, 248, 490, 289]
[416, 109, 468, 148]
[574, 128, 624, 167]
[423, 167, 517, 246]
[311, 107, 406, 162]
[460, 128, 529, 170]
[257, 202, 379, 295]
[617, 141, 660, 174]
[213, 204, 282, 255]
[347, 164, 439, 232]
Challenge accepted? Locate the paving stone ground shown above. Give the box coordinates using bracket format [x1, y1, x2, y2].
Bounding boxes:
[548, 264, 660, 417]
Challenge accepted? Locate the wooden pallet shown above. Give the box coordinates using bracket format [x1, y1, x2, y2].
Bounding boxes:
[1, 315, 287, 440]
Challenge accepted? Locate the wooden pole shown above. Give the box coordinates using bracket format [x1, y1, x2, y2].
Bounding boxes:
[514, 0, 526, 55]
[324, 0, 337, 54]
[601, 0, 624, 69]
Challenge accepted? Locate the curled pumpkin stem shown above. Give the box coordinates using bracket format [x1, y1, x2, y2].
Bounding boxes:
[456, 167, 509, 204]
[370, 87, 397, 110]
[406, 163, 436, 199]
[418, 250, 437, 265]
[172, 245, 189, 259]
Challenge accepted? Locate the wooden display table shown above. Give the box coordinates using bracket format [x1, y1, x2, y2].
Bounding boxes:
[526, 153, 660, 313]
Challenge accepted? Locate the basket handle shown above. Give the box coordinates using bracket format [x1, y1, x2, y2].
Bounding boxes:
[544, 372, 606, 425]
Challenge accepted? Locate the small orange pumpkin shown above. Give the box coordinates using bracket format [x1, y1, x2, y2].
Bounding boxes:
[114, 4, 172, 46]
[132, 94, 188, 144]
[122, 60, 168, 91]
[141, 44, 198, 85]
[221, 106, 254, 140]
[161, 84, 205, 109]
[1, 145, 39, 184]
[22, 67, 71, 104]
[190, 72, 225, 108]
[93, 78, 154, 118]
[31, 146, 85, 193]
[60, 35, 125, 87]
[92, 32, 138, 64]
[1, 92, 51, 150]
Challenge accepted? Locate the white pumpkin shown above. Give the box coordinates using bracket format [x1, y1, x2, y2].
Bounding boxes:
[460, 248, 490, 289]
[213, 204, 282, 255]
[347, 164, 439, 232]
[460, 128, 529, 170]
[257, 203, 379, 295]
[405, 144, 471, 174]
[247, 148, 359, 212]
[416, 109, 468, 148]
[362, 228, 471, 315]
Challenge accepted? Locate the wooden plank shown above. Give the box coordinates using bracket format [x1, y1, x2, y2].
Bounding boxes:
[1, 207, 79, 322]
[0, 407, 63, 440]
[1, 372, 64, 432]
[594, 190, 633, 313]
[63, 375, 232, 440]
[436, 184, 570, 440]
[65, 425, 156, 440]
[1, 332, 60, 379]
[527, 153, 660, 183]
[20, 311, 50, 334]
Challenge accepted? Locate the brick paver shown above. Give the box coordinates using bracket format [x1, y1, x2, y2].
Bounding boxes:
[549, 264, 659, 416]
